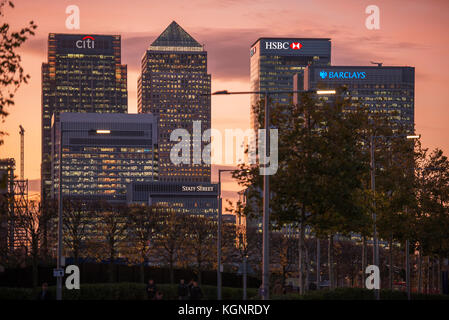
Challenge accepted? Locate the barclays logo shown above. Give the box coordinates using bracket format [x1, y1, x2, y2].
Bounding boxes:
[319, 70, 367, 80]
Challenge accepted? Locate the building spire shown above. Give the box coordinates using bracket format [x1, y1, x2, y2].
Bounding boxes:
[149, 21, 203, 51]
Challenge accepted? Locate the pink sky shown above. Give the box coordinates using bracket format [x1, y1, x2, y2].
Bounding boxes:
[1, 0, 448, 199]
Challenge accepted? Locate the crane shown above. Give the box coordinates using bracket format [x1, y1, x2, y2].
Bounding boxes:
[19, 125, 24, 180]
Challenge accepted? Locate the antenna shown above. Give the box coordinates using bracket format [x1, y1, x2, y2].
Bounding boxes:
[19, 125, 25, 180]
[370, 61, 383, 67]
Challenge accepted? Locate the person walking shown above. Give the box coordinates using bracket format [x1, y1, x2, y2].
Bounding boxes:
[178, 279, 189, 300]
[146, 279, 157, 300]
[189, 281, 203, 300]
[36, 282, 53, 300]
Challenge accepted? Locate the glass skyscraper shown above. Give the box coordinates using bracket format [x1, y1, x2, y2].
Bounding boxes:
[250, 37, 331, 129]
[51, 113, 158, 202]
[138, 21, 211, 183]
[41, 33, 128, 201]
[304, 65, 415, 130]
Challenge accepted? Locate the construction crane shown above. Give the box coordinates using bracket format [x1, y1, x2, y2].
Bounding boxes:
[19, 125, 24, 180]
[370, 61, 383, 67]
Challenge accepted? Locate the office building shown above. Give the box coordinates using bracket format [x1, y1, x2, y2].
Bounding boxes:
[138, 21, 211, 183]
[250, 37, 331, 129]
[51, 113, 158, 202]
[304, 65, 415, 130]
[41, 33, 128, 201]
[127, 181, 217, 217]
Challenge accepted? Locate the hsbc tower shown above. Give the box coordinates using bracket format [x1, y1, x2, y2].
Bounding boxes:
[250, 37, 331, 129]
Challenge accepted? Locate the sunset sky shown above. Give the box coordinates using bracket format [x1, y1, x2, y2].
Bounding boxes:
[1, 0, 448, 200]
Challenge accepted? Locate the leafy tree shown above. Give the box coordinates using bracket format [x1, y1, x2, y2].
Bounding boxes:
[0, 0, 37, 144]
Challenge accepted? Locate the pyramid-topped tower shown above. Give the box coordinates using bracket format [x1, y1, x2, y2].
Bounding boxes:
[150, 21, 202, 50]
[138, 21, 211, 183]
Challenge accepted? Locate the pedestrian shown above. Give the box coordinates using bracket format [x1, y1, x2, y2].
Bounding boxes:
[155, 291, 163, 300]
[187, 278, 194, 296]
[146, 279, 157, 300]
[189, 281, 203, 300]
[258, 284, 265, 299]
[178, 279, 189, 300]
[36, 282, 53, 300]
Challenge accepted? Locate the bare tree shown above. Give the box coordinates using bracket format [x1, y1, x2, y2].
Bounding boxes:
[127, 204, 160, 283]
[155, 210, 186, 284]
[17, 200, 54, 287]
[90, 201, 129, 282]
[63, 198, 91, 265]
[183, 215, 215, 285]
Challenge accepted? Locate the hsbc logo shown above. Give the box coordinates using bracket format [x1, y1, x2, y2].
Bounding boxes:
[265, 41, 303, 50]
[290, 42, 302, 50]
[76, 35, 95, 49]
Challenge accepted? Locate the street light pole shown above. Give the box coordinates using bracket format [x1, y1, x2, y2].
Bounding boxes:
[370, 135, 379, 300]
[57, 128, 63, 301]
[217, 170, 223, 300]
[208, 89, 336, 301]
[406, 238, 411, 300]
[262, 92, 270, 300]
[370, 133, 420, 301]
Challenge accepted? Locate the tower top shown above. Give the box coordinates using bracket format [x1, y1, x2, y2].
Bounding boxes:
[149, 21, 203, 51]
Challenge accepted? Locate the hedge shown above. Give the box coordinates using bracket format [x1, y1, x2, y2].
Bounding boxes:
[0, 282, 258, 300]
[271, 288, 449, 300]
[1, 284, 447, 300]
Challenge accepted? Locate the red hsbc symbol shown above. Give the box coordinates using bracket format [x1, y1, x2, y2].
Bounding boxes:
[290, 42, 302, 50]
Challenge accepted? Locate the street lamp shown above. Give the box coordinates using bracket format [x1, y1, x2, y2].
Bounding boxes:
[370, 133, 420, 300]
[209, 88, 336, 299]
[217, 168, 249, 300]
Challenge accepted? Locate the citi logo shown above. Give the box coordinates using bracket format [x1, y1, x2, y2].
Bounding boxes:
[265, 41, 303, 50]
[76, 35, 95, 48]
[290, 42, 302, 50]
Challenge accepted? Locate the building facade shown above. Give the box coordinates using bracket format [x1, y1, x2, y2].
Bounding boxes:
[138, 21, 211, 183]
[51, 113, 158, 202]
[304, 65, 415, 130]
[42, 33, 128, 201]
[127, 181, 217, 217]
[250, 38, 331, 129]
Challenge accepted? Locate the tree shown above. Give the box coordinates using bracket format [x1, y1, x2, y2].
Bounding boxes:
[63, 198, 92, 265]
[17, 200, 54, 287]
[415, 148, 449, 293]
[183, 215, 215, 285]
[127, 204, 160, 283]
[155, 210, 185, 284]
[90, 201, 129, 282]
[0, 1, 37, 144]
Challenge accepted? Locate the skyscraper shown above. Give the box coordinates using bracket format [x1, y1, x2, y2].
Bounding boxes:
[51, 113, 158, 202]
[304, 65, 415, 131]
[138, 21, 211, 183]
[250, 38, 331, 129]
[41, 33, 128, 201]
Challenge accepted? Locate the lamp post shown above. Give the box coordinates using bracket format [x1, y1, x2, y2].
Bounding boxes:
[56, 127, 110, 300]
[370, 133, 420, 300]
[56, 127, 63, 301]
[209, 89, 336, 300]
[217, 169, 232, 300]
[217, 168, 250, 300]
